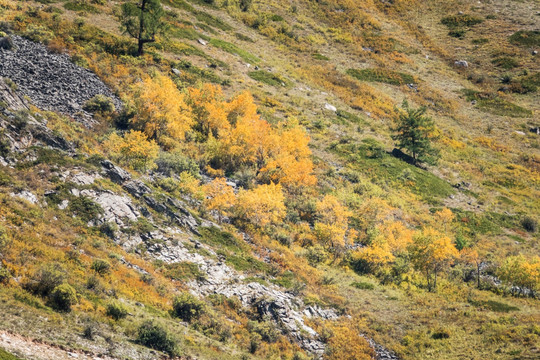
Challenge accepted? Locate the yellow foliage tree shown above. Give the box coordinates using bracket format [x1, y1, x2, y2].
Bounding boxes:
[202, 178, 236, 223]
[408, 227, 459, 292]
[314, 195, 352, 252]
[326, 323, 374, 360]
[132, 73, 193, 144]
[188, 84, 229, 138]
[497, 255, 540, 296]
[105, 130, 159, 170]
[434, 208, 455, 234]
[235, 183, 286, 227]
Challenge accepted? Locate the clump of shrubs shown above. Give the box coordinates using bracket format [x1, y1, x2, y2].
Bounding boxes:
[50, 283, 77, 311]
[137, 321, 178, 356]
[91, 259, 111, 276]
[521, 217, 537, 233]
[24, 263, 66, 297]
[172, 293, 206, 322]
[82, 94, 115, 114]
[106, 301, 129, 320]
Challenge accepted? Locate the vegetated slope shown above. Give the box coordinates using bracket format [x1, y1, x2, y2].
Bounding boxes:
[0, 0, 538, 360]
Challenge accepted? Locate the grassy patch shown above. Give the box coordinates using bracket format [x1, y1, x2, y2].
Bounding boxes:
[472, 38, 489, 45]
[171, 27, 210, 41]
[173, 60, 226, 85]
[235, 33, 254, 42]
[199, 227, 244, 253]
[441, 14, 483, 28]
[248, 70, 291, 87]
[312, 52, 330, 61]
[336, 109, 367, 125]
[351, 281, 375, 290]
[0, 348, 24, 360]
[346, 68, 415, 85]
[463, 89, 532, 118]
[63, 2, 99, 13]
[331, 141, 455, 204]
[226, 254, 272, 273]
[195, 12, 232, 31]
[162, 0, 195, 12]
[509, 30, 540, 47]
[520, 72, 540, 93]
[470, 300, 519, 313]
[209, 39, 259, 63]
[164, 262, 206, 281]
[491, 56, 519, 69]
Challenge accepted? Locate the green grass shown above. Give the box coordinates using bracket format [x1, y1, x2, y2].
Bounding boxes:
[346, 68, 415, 85]
[520, 72, 540, 93]
[173, 60, 227, 85]
[0, 348, 24, 360]
[226, 254, 272, 273]
[248, 70, 291, 87]
[351, 281, 375, 290]
[209, 39, 259, 63]
[312, 52, 329, 60]
[463, 89, 532, 118]
[509, 30, 540, 47]
[235, 33, 254, 42]
[171, 27, 210, 41]
[332, 141, 455, 204]
[195, 12, 232, 31]
[63, 2, 99, 14]
[164, 262, 206, 281]
[161, 0, 196, 12]
[199, 227, 245, 253]
[491, 56, 519, 69]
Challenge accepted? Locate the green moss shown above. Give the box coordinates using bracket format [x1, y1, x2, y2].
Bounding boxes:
[209, 39, 259, 63]
[509, 30, 540, 47]
[248, 70, 291, 87]
[346, 68, 415, 85]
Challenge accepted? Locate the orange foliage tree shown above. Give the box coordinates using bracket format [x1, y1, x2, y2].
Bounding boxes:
[203, 177, 236, 223]
[235, 183, 286, 227]
[132, 73, 193, 145]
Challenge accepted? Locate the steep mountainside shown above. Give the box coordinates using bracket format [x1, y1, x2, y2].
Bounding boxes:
[0, 0, 538, 360]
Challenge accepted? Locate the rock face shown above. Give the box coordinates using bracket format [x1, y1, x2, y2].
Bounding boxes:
[0, 35, 122, 121]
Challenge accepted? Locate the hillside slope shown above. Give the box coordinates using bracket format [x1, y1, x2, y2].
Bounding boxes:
[0, 0, 538, 359]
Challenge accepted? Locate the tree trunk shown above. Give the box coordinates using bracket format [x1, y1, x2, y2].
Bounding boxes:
[137, 0, 147, 56]
[477, 263, 481, 289]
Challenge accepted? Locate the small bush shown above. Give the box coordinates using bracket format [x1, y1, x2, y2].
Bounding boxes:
[431, 328, 451, 340]
[50, 283, 77, 311]
[521, 217, 537, 233]
[106, 302, 129, 320]
[24, 263, 66, 297]
[305, 245, 329, 266]
[0, 266, 11, 284]
[247, 320, 279, 343]
[69, 196, 103, 222]
[91, 259, 111, 276]
[492, 56, 518, 70]
[172, 293, 206, 322]
[137, 321, 178, 356]
[83, 94, 115, 114]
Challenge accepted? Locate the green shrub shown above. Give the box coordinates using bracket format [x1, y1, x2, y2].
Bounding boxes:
[69, 196, 103, 222]
[346, 68, 415, 85]
[305, 245, 328, 266]
[431, 328, 451, 340]
[172, 293, 206, 322]
[137, 321, 178, 356]
[82, 95, 115, 114]
[22, 24, 54, 44]
[155, 151, 200, 177]
[106, 302, 129, 320]
[91, 259, 111, 276]
[509, 30, 540, 47]
[247, 320, 279, 343]
[50, 283, 77, 311]
[24, 263, 66, 297]
[521, 217, 537, 233]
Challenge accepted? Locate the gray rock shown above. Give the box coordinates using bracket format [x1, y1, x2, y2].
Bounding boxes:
[324, 103, 337, 112]
[123, 180, 151, 198]
[10, 190, 38, 204]
[101, 160, 131, 184]
[171, 68, 181, 76]
[198, 39, 207, 46]
[454, 60, 469, 68]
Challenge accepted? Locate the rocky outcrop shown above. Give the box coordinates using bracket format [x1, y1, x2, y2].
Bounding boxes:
[0, 35, 122, 123]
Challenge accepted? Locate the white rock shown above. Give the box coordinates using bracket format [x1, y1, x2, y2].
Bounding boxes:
[324, 103, 337, 112]
[10, 190, 38, 204]
[198, 39, 207, 46]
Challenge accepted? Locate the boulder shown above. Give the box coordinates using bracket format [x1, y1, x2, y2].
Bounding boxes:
[123, 180, 151, 198]
[324, 103, 337, 112]
[101, 160, 131, 184]
[454, 60, 469, 68]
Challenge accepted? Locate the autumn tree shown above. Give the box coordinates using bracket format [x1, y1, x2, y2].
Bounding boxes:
[120, 0, 166, 56]
[203, 178, 236, 223]
[188, 84, 229, 139]
[326, 323, 374, 360]
[408, 227, 458, 292]
[132, 73, 193, 145]
[314, 195, 352, 255]
[105, 130, 159, 170]
[497, 255, 540, 296]
[235, 183, 286, 227]
[392, 100, 440, 165]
